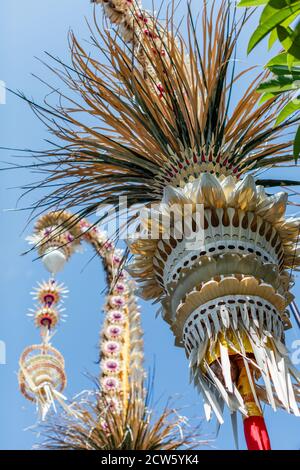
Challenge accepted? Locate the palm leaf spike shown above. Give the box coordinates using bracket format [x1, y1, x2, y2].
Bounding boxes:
[39, 377, 204, 450]
[18, 1, 300, 450]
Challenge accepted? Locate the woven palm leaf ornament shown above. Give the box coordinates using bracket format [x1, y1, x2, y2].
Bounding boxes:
[21, 0, 300, 450]
[79, 217, 145, 410]
[19, 211, 144, 422]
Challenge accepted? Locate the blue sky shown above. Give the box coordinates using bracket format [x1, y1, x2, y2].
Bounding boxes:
[0, 0, 300, 450]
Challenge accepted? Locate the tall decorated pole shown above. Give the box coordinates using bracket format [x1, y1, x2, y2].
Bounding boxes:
[19, 1, 300, 449]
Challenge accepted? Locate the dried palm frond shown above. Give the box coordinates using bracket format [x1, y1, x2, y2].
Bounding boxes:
[16, 1, 300, 228]
[39, 381, 205, 450]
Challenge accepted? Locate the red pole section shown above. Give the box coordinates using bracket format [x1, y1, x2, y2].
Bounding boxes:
[243, 416, 271, 450]
[236, 359, 271, 450]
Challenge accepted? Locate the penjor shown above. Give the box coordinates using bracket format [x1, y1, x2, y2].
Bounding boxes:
[22, 0, 300, 449]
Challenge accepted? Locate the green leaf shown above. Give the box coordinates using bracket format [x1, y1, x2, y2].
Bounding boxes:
[238, 0, 268, 5]
[268, 28, 279, 49]
[268, 10, 300, 48]
[273, 26, 300, 65]
[248, 2, 300, 53]
[268, 64, 300, 75]
[295, 17, 300, 34]
[276, 25, 293, 50]
[257, 75, 300, 93]
[258, 92, 281, 103]
[275, 96, 300, 124]
[293, 124, 300, 159]
[287, 34, 300, 60]
[266, 52, 289, 66]
[287, 52, 295, 69]
[260, 0, 300, 24]
[266, 52, 300, 67]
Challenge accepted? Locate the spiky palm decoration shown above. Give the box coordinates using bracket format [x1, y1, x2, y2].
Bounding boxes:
[40, 383, 201, 451]
[19, 1, 300, 450]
